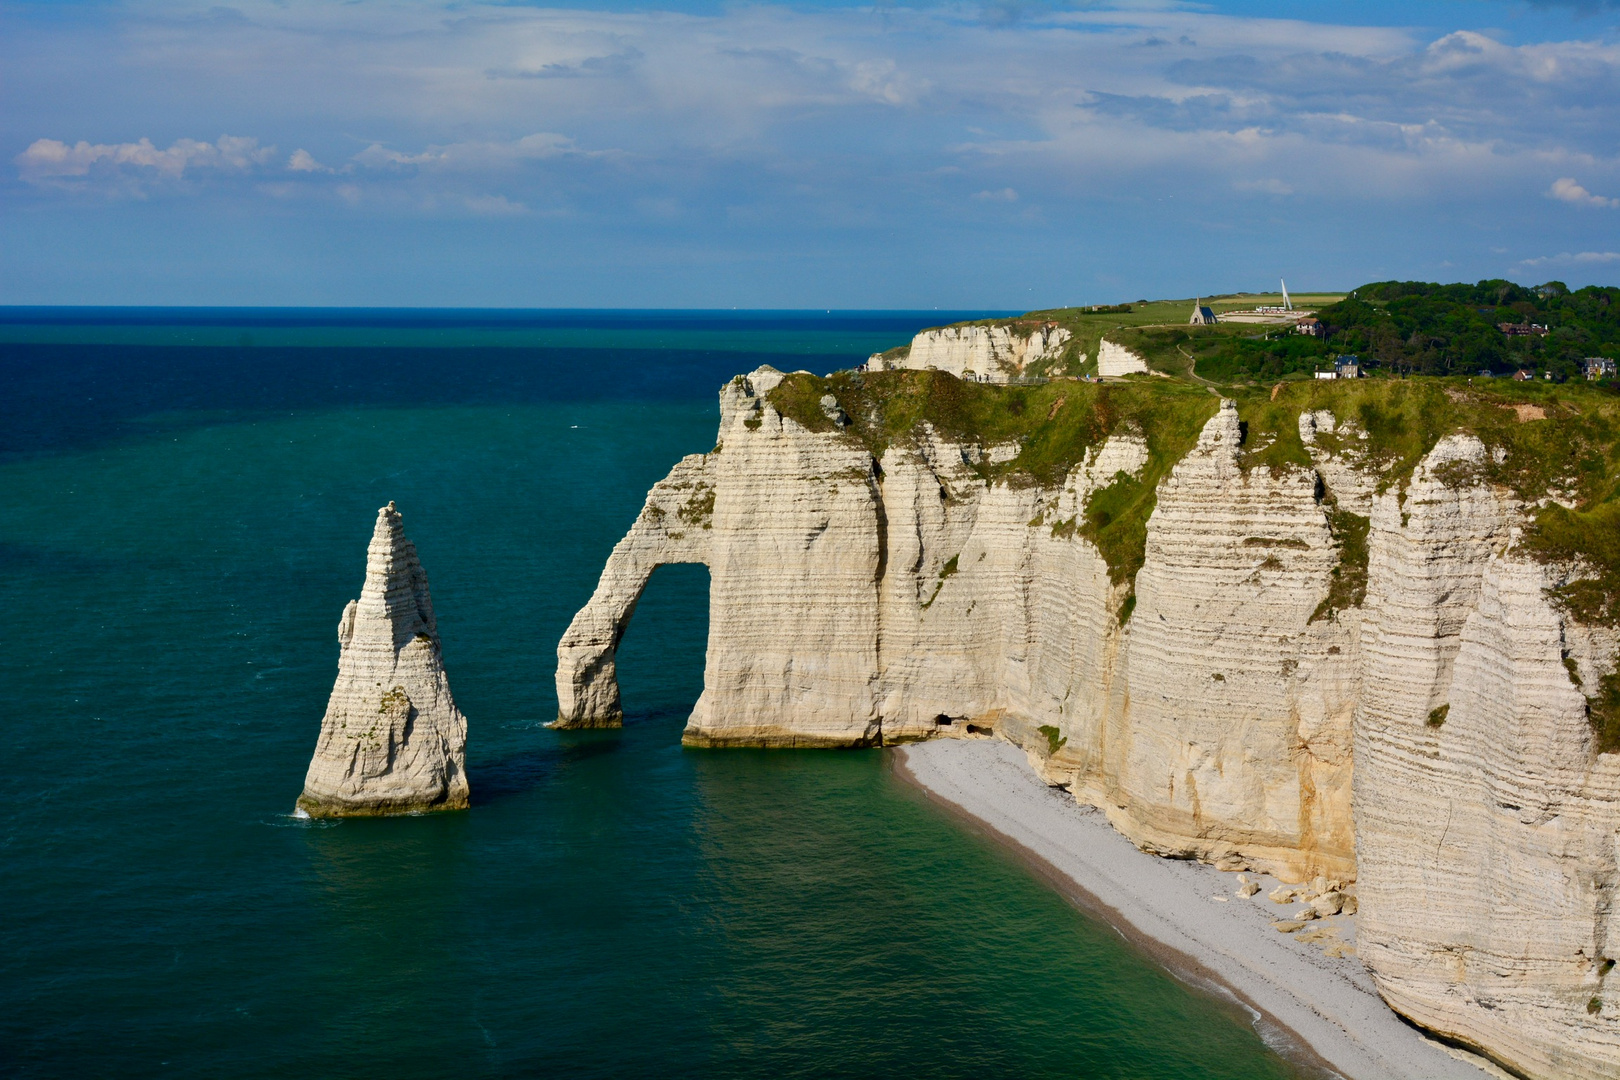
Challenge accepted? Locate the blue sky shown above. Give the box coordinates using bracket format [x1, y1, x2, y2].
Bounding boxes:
[2, 0, 1618, 307]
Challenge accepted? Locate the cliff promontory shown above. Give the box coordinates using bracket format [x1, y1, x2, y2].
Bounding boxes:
[559, 362, 1620, 1079]
[867, 321, 1073, 382]
[300, 502, 469, 817]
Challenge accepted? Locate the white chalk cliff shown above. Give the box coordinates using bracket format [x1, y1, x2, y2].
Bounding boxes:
[1097, 338, 1149, 377]
[1353, 443, 1620, 1079]
[868, 323, 1071, 382]
[558, 368, 1620, 1079]
[300, 502, 469, 816]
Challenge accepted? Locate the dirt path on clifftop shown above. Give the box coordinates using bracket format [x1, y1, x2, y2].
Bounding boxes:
[1176, 342, 1222, 388]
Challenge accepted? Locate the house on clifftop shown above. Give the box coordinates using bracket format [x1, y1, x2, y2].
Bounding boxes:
[1315, 356, 1363, 380]
[1189, 300, 1218, 325]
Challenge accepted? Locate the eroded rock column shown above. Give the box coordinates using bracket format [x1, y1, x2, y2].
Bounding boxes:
[298, 502, 469, 817]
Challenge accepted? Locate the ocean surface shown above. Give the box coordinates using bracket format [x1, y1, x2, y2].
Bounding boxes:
[0, 311, 1300, 1078]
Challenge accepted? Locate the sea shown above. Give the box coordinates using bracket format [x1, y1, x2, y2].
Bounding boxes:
[0, 310, 1301, 1079]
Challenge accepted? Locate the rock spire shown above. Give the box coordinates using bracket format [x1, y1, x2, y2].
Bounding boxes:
[298, 502, 469, 817]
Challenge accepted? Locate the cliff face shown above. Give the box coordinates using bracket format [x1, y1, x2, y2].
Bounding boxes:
[1097, 339, 1149, 377]
[300, 503, 468, 816]
[560, 371, 1358, 881]
[868, 324, 1071, 382]
[1354, 443, 1620, 1079]
[1092, 401, 1358, 880]
[558, 369, 1620, 1078]
[685, 369, 888, 745]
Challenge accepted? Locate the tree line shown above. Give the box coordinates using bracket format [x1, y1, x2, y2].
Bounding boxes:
[1203, 280, 1620, 382]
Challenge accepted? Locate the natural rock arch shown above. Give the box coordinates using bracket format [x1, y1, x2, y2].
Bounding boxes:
[555, 363, 1620, 1076]
[555, 365, 890, 745]
[553, 454, 714, 727]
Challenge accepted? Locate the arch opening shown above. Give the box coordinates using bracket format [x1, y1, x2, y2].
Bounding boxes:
[612, 563, 711, 727]
[552, 451, 715, 728]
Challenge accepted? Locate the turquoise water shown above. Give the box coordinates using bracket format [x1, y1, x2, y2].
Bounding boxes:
[0, 316, 1299, 1078]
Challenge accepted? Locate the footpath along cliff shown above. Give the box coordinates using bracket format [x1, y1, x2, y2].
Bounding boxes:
[557, 363, 1620, 1079]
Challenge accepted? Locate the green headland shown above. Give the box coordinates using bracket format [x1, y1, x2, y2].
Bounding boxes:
[768, 277, 1620, 746]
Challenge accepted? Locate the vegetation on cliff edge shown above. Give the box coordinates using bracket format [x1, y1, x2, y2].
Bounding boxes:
[771, 367, 1620, 744]
[1090, 280, 1620, 382]
[1230, 377, 1620, 749]
[768, 369, 1216, 608]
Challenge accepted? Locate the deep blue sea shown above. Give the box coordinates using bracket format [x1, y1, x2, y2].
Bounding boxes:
[0, 311, 1300, 1079]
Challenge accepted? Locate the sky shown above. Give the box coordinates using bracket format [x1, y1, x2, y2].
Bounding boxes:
[2, 0, 1619, 308]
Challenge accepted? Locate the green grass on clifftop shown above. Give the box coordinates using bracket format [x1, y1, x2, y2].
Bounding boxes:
[1237, 378, 1620, 605]
[773, 373, 1620, 615]
[905, 295, 1341, 378]
[768, 369, 1216, 613]
[769, 368, 1217, 488]
[772, 367, 1620, 745]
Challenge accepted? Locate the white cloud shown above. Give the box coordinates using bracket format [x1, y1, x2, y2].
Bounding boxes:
[10, 0, 1620, 236]
[1548, 177, 1618, 208]
[462, 193, 529, 215]
[352, 144, 440, 169]
[973, 187, 1019, 201]
[1234, 178, 1293, 195]
[16, 135, 274, 186]
[846, 59, 927, 107]
[287, 148, 332, 173]
[1521, 250, 1620, 265]
[351, 133, 583, 172]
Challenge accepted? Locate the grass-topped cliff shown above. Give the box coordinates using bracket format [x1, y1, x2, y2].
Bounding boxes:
[900, 279, 1619, 383]
[1095, 280, 1620, 382]
[770, 369, 1217, 604]
[911, 292, 1344, 378]
[768, 366, 1620, 745]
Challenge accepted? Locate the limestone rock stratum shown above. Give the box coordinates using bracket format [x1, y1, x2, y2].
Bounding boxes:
[1097, 338, 1149, 377]
[299, 503, 468, 817]
[867, 323, 1071, 382]
[560, 367, 1620, 1079]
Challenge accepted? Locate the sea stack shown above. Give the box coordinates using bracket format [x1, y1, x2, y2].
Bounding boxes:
[298, 502, 469, 817]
